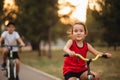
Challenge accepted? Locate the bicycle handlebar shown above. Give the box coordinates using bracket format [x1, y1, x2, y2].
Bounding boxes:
[1, 44, 23, 48]
[64, 53, 106, 62]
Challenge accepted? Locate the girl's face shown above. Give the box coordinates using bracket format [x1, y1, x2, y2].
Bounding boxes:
[72, 24, 87, 41]
[7, 24, 15, 34]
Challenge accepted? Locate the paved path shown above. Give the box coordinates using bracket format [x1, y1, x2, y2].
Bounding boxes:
[0, 69, 7, 80]
[19, 64, 61, 80]
[0, 56, 62, 80]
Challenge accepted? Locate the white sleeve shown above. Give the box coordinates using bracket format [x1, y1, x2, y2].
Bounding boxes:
[15, 32, 20, 39]
[1, 31, 7, 38]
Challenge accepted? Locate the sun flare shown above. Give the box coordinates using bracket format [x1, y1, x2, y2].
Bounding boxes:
[3, 0, 18, 19]
[58, 0, 88, 24]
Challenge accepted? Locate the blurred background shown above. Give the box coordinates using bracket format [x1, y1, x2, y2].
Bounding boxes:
[0, 0, 120, 80]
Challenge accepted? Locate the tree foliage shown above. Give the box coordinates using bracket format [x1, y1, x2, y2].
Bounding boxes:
[0, 0, 4, 25]
[0, 0, 67, 58]
[91, 0, 120, 49]
[15, 0, 59, 52]
[86, 8, 103, 44]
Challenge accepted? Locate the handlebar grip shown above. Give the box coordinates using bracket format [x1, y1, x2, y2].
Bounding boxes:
[63, 54, 69, 57]
[102, 54, 108, 58]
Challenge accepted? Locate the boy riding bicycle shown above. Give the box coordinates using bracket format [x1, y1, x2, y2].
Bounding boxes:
[0, 22, 25, 80]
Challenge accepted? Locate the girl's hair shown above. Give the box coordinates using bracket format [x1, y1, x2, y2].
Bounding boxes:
[67, 22, 88, 38]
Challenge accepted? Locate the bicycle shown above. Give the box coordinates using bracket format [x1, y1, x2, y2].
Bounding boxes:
[1, 45, 22, 80]
[64, 53, 107, 80]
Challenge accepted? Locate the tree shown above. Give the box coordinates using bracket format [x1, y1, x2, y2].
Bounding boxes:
[0, 0, 4, 29]
[0, 0, 19, 32]
[91, 0, 120, 50]
[86, 8, 103, 44]
[15, 0, 60, 58]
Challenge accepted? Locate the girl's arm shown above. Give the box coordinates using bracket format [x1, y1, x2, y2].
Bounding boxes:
[87, 43, 102, 56]
[63, 39, 75, 56]
[87, 43, 112, 58]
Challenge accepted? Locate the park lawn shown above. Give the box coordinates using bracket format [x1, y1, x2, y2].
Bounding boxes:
[19, 47, 120, 80]
[19, 50, 64, 79]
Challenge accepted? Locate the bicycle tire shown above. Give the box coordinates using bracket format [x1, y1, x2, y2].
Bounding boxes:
[88, 75, 92, 80]
[9, 60, 15, 80]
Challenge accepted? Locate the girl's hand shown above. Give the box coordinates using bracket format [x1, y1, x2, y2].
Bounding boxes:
[69, 51, 76, 57]
[104, 53, 112, 58]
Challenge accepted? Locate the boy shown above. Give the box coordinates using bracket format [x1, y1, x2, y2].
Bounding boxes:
[0, 22, 25, 80]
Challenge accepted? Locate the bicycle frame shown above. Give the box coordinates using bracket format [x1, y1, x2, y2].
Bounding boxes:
[64, 53, 105, 80]
[2, 45, 21, 80]
[7, 46, 16, 80]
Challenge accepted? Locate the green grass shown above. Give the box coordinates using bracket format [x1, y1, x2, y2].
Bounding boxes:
[19, 47, 120, 80]
[19, 50, 64, 79]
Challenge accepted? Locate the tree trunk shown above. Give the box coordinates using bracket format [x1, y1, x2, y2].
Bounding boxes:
[48, 26, 52, 59]
[31, 41, 41, 56]
[113, 44, 117, 51]
[38, 42, 41, 56]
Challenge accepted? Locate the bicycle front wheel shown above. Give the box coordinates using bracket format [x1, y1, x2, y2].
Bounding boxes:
[88, 75, 92, 80]
[9, 60, 15, 80]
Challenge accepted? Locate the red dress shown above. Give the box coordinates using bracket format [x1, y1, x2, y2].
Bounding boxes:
[63, 40, 88, 75]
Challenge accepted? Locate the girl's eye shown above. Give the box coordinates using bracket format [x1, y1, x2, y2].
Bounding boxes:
[73, 30, 78, 32]
[73, 29, 83, 32]
[80, 30, 83, 32]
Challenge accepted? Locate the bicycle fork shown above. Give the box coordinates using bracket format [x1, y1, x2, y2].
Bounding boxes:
[7, 59, 10, 78]
[7, 59, 16, 79]
[87, 59, 95, 80]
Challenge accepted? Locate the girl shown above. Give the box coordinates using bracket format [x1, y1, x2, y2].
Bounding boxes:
[63, 22, 111, 80]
